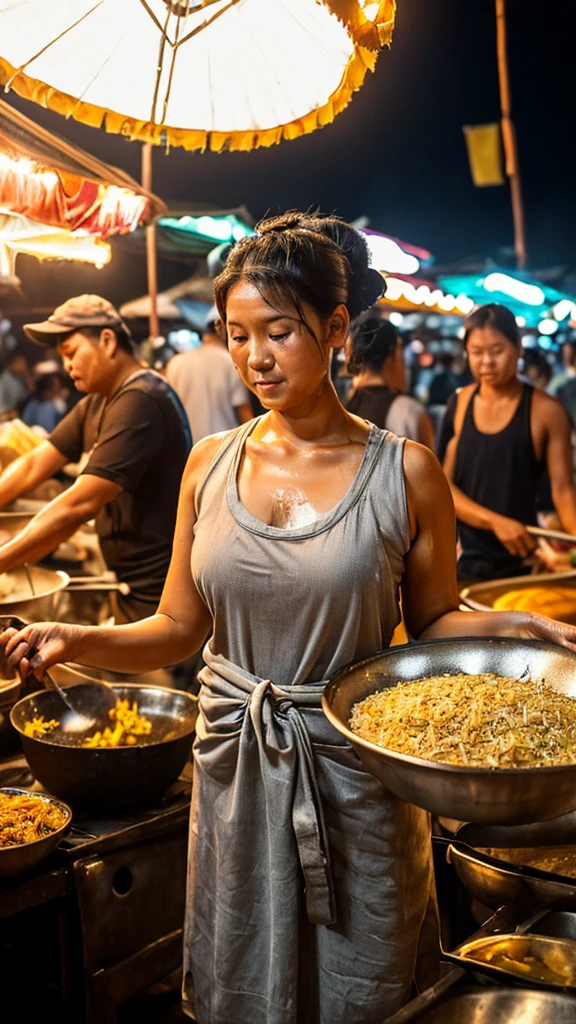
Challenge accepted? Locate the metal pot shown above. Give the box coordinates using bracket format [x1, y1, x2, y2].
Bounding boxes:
[0, 565, 70, 620]
[322, 637, 576, 825]
[0, 499, 46, 539]
[0, 567, 134, 625]
[10, 682, 198, 807]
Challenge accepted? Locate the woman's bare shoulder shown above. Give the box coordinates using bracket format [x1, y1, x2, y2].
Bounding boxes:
[402, 437, 442, 478]
[181, 428, 238, 492]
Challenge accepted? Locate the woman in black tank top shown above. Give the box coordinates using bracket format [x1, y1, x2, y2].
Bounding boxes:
[443, 303, 576, 582]
[455, 382, 543, 579]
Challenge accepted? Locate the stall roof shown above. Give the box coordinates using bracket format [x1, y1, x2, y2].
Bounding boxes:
[439, 270, 576, 329]
[120, 274, 214, 325]
[0, 97, 165, 236]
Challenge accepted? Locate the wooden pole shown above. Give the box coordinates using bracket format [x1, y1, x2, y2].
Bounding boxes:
[141, 142, 160, 340]
[495, 0, 527, 269]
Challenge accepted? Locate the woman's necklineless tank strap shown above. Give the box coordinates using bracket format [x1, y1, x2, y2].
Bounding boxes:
[466, 381, 531, 438]
[226, 419, 385, 540]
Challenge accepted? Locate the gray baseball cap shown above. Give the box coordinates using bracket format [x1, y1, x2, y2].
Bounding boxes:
[24, 294, 128, 345]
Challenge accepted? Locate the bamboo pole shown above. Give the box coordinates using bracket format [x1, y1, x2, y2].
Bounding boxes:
[495, 0, 527, 269]
[141, 142, 160, 341]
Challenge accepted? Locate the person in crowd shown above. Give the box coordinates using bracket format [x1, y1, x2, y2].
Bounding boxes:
[439, 303, 576, 581]
[549, 340, 576, 394]
[345, 311, 435, 448]
[522, 349, 553, 391]
[0, 295, 191, 622]
[3, 215, 576, 1024]
[0, 350, 32, 418]
[166, 309, 252, 440]
[555, 371, 576, 431]
[21, 371, 69, 433]
[428, 350, 473, 406]
[427, 352, 458, 407]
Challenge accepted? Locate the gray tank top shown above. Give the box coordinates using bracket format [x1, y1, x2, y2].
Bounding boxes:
[192, 419, 410, 688]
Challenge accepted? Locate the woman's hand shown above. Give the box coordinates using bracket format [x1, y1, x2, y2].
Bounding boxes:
[0, 621, 87, 681]
[490, 513, 536, 558]
[510, 611, 576, 651]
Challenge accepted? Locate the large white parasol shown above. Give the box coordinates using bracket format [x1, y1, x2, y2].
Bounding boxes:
[0, 0, 396, 151]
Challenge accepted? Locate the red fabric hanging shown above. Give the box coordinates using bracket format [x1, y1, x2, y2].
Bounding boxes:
[0, 160, 149, 236]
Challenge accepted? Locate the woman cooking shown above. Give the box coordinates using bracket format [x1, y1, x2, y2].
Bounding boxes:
[3, 213, 576, 1024]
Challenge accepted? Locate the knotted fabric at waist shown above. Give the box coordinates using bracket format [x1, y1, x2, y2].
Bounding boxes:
[196, 645, 343, 925]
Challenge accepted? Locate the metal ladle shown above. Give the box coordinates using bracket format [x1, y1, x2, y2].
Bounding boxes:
[0, 612, 116, 734]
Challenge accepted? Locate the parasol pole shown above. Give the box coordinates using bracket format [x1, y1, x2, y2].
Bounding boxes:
[141, 142, 160, 341]
[495, 0, 527, 270]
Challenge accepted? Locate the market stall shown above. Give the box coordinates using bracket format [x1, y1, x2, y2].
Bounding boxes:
[0, 96, 165, 291]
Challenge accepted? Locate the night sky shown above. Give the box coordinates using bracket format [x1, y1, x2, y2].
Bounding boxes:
[3, 0, 576, 309]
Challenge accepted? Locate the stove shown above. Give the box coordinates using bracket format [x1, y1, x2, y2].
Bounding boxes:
[0, 755, 192, 1023]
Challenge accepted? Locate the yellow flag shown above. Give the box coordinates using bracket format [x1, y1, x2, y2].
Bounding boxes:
[463, 123, 505, 187]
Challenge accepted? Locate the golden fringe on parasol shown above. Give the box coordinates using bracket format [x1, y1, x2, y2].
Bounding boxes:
[0, 0, 396, 152]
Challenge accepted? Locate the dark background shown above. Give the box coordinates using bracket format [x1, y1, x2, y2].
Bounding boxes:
[3, 0, 575, 309]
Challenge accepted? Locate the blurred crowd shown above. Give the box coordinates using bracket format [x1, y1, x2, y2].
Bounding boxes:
[3, 303, 576, 451]
[0, 348, 75, 431]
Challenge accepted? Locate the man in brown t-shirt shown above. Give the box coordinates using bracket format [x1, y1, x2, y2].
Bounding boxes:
[0, 295, 190, 621]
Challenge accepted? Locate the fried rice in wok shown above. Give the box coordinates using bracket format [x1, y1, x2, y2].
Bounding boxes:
[349, 673, 576, 769]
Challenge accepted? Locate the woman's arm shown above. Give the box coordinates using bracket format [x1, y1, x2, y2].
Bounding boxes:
[401, 441, 576, 648]
[541, 395, 576, 535]
[443, 434, 536, 559]
[1, 438, 219, 679]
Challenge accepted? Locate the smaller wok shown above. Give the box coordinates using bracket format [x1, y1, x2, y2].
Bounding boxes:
[0, 787, 71, 881]
[322, 637, 576, 825]
[10, 683, 198, 808]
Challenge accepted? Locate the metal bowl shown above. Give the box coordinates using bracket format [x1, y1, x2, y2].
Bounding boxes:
[460, 572, 576, 623]
[322, 637, 576, 825]
[448, 841, 576, 910]
[10, 683, 198, 807]
[0, 786, 71, 880]
[0, 565, 70, 620]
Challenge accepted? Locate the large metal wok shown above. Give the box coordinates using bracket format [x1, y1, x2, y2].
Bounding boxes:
[460, 571, 576, 623]
[322, 638, 576, 825]
[10, 682, 198, 807]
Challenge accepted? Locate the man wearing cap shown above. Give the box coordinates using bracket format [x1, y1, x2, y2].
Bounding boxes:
[166, 309, 252, 442]
[0, 295, 191, 622]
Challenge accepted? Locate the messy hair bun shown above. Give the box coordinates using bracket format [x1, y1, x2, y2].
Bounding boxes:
[213, 210, 385, 330]
[348, 311, 399, 375]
